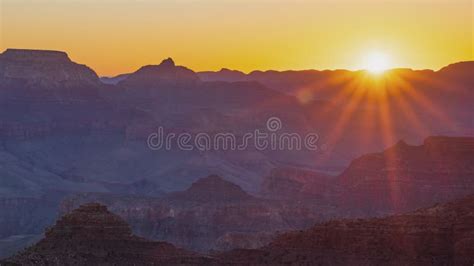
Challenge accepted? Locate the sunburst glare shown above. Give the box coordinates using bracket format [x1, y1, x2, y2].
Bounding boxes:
[364, 51, 392, 74]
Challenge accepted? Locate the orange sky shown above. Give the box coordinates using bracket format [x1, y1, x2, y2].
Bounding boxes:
[0, 0, 472, 76]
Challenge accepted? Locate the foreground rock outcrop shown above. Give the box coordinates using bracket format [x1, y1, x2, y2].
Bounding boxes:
[219, 194, 474, 265]
[2, 203, 212, 265]
[5, 195, 473, 265]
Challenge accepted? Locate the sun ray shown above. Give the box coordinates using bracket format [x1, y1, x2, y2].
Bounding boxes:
[389, 75, 432, 138]
[390, 73, 456, 130]
[376, 78, 402, 212]
[315, 74, 371, 165]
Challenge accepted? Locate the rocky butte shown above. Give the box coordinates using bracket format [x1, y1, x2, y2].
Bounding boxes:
[2, 203, 212, 265]
[118, 57, 200, 88]
[0, 48, 147, 140]
[0, 49, 100, 87]
[59, 175, 324, 252]
[167, 174, 255, 202]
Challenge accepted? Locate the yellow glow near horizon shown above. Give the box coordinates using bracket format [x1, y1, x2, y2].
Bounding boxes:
[364, 51, 391, 74]
[0, 0, 472, 76]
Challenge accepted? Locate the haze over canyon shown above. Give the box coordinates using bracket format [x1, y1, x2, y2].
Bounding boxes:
[0, 48, 472, 265]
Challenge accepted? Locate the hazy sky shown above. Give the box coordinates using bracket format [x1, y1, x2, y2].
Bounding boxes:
[1, 0, 472, 76]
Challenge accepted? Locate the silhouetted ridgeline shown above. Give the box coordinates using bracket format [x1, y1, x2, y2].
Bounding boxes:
[0, 48, 473, 261]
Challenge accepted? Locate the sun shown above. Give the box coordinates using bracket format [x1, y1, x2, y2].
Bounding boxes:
[364, 51, 391, 74]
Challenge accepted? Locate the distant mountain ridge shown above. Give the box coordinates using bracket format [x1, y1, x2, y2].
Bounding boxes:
[118, 58, 199, 88]
[438, 61, 474, 78]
